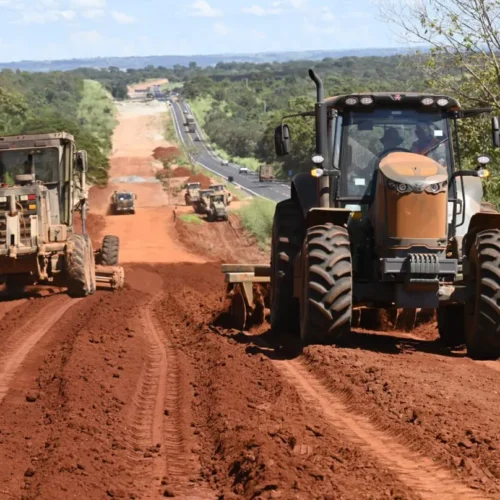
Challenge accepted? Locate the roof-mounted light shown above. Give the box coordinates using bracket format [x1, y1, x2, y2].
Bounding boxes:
[437, 98, 449, 107]
[345, 97, 358, 106]
[477, 154, 491, 165]
[421, 97, 434, 106]
[360, 97, 373, 105]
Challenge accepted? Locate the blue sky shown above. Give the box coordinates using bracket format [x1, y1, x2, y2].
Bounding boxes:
[0, 0, 403, 62]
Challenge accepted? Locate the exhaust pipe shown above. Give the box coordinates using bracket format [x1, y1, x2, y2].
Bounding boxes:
[8, 195, 17, 217]
[309, 69, 330, 208]
[309, 69, 324, 103]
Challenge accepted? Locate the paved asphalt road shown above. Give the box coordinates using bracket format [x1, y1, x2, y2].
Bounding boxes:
[169, 98, 290, 202]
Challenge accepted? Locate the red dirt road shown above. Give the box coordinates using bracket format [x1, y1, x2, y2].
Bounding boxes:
[1, 100, 500, 499]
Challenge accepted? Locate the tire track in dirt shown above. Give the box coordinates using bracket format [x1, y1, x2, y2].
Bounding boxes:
[125, 291, 214, 499]
[0, 296, 80, 404]
[270, 357, 488, 500]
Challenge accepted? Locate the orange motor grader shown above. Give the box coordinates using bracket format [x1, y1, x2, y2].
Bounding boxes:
[222, 69, 500, 360]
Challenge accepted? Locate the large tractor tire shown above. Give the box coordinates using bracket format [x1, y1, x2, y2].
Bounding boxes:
[465, 229, 500, 359]
[270, 199, 304, 335]
[437, 304, 465, 347]
[100, 235, 120, 266]
[66, 234, 92, 298]
[300, 223, 353, 344]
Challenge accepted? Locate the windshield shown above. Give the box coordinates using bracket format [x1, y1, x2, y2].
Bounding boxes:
[117, 193, 132, 200]
[187, 183, 200, 189]
[337, 109, 452, 199]
[0, 148, 59, 184]
[212, 185, 223, 191]
[212, 195, 223, 202]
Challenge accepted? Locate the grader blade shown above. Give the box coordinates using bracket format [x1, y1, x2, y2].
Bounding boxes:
[95, 265, 125, 291]
[221, 264, 270, 330]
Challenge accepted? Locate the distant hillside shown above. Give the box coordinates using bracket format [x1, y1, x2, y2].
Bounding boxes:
[0, 47, 426, 72]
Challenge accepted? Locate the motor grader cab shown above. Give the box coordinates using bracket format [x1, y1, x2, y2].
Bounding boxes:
[222, 69, 500, 360]
[211, 183, 232, 205]
[206, 193, 229, 222]
[0, 132, 124, 297]
[111, 190, 136, 215]
[184, 182, 201, 206]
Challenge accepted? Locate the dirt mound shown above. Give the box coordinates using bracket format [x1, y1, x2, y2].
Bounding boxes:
[187, 173, 211, 189]
[175, 213, 267, 264]
[171, 166, 192, 178]
[152, 146, 180, 161]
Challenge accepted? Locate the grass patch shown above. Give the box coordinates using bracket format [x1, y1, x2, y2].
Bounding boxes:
[161, 81, 184, 92]
[189, 96, 214, 127]
[178, 213, 204, 225]
[235, 198, 276, 249]
[78, 79, 117, 155]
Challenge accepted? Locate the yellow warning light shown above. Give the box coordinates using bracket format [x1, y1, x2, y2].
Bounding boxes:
[28, 204, 37, 210]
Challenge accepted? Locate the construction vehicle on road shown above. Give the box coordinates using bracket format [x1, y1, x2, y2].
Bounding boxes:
[184, 182, 201, 206]
[110, 190, 137, 215]
[204, 193, 229, 222]
[0, 132, 124, 297]
[211, 183, 233, 205]
[185, 114, 196, 133]
[222, 69, 500, 360]
[259, 165, 275, 182]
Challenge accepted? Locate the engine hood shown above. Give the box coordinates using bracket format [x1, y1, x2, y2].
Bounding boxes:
[379, 152, 448, 187]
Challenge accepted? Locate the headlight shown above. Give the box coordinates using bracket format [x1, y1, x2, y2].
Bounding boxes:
[397, 183, 408, 193]
[312, 154, 324, 164]
[360, 97, 373, 105]
[388, 180, 396, 190]
[426, 183, 440, 193]
[311, 168, 324, 178]
[345, 97, 358, 105]
[437, 98, 449, 107]
[421, 97, 434, 106]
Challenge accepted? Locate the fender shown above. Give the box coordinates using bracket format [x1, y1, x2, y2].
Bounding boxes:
[463, 212, 500, 256]
[291, 172, 351, 228]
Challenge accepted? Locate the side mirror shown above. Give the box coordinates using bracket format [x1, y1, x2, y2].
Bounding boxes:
[274, 123, 291, 156]
[76, 150, 88, 172]
[492, 117, 500, 148]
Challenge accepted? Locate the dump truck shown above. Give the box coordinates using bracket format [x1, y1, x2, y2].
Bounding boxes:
[0, 132, 124, 297]
[259, 165, 275, 182]
[193, 189, 213, 214]
[110, 190, 137, 215]
[184, 182, 201, 206]
[222, 69, 500, 360]
[204, 193, 229, 222]
[185, 114, 196, 133]
[211, 183, 232, 205]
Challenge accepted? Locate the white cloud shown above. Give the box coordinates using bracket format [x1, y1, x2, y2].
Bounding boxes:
[213, 22, 229, 35]
[71, 0, 106, 6]
[111, 10, 135, 23]
[17, 9, 76, 24]
[82, 8, 104, 18]
[242, 4, 281, 15]
[189, 1, 222, 17]
[272, 0, 306, 9]
[321, 6, 334, 21]
[71, 29, 102, 44]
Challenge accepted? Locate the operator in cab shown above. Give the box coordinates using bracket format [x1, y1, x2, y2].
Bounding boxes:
[379, 127, 404, 153]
